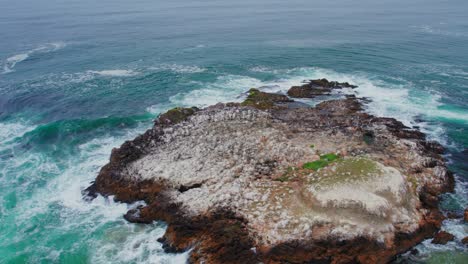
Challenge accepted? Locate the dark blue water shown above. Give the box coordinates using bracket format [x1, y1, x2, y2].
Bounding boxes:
[0, 0, 467, 263]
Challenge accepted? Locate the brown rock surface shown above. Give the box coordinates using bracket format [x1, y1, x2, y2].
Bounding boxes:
[431, 231, 455, 245]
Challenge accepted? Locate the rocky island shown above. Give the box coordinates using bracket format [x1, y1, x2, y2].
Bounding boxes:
[85, 79, 455, 264]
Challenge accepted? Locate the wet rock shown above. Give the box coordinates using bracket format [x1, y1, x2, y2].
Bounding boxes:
[446, 211, 461, 219]
[421, 141, 445, 154]
[462, 236, 468, 245]
[419, 189, 439, 209]
[431, 231, 455, 245]
[287, 78, 357, 98]
[465, 208, 468, 222]
[123, 206, 154, 224]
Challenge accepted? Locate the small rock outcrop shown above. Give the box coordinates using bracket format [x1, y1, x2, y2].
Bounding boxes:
[156, 107, 199, 127]
[431, 231, 455, 245]
[462, 236, 468, 245]
[464, 208, 468, 222]
[241, 88, 292, 110]
[85, 80, 454, 264]
[287, 78, 357, 98]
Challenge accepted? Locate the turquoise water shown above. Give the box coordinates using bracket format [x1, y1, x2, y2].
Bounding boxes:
[0, 0, 467, 263]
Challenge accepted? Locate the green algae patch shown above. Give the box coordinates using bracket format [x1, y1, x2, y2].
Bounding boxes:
[309, 157, 383, 187]
[303, 159, 330, 170]
[320, 153, 339, 162]
[241, 88, 292, 110]
[303, 153, 340, 170]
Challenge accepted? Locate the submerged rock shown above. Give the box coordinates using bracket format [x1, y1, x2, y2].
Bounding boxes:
[85, 82, 454, 264]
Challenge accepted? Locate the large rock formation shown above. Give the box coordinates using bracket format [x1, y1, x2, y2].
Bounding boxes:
[85, 80, 454, 263]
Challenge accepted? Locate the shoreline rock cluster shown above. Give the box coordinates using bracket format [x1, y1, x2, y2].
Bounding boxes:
[287, 78, 357, 98]
[85, 79, 457, 263]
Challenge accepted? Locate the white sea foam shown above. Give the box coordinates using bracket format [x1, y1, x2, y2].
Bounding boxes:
[146, 103, 174, 115]
[2, 42, 67, 74]
[2, 54, 29, 73]
[249, 66, 272, 73]
[59, 72, 97, 83]
[87, 69, 139, 77]
[11, 133, 137, 222]
[49, 69, 138, 85]
[0, 121, 36, 147]
[149, 64, 206, 73]
[4, 121, 188, 263]
[92, 222, 190, 264]
[412, 219, 468, 259]
[169, 75, 264, 107]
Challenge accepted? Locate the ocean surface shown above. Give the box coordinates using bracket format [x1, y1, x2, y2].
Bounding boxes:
[0, 0, 467, 263]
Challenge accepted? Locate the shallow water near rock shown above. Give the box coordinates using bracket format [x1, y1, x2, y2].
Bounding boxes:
[1, 0, 467, 263]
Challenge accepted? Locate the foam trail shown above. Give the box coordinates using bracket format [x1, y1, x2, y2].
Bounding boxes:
[149, 64, 206, 73]
[2, 42, 67, 74]
[87, 69, 139, 77]
[3, 54, 29, 73]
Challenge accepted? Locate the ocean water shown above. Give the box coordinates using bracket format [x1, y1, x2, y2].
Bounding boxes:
[0, 0, 467, 263]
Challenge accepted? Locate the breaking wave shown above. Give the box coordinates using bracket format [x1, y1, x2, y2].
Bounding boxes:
[0, 113, 188, 263]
